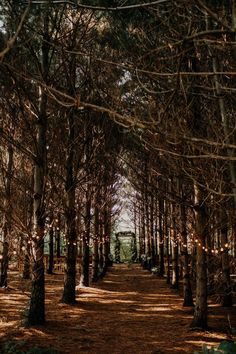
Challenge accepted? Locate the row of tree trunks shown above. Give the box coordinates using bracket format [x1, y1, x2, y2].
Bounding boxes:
[135, 162, 234, 331]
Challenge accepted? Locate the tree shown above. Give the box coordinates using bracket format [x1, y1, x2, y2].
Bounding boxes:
[0, 144, 13, 287]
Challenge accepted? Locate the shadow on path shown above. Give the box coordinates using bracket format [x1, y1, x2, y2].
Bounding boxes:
[0, 264, 234, 354]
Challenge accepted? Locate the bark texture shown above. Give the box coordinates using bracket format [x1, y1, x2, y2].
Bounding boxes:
[191, 185, 208, 329]
[61, 111, 77, 304]
[0, 145, 13, 287]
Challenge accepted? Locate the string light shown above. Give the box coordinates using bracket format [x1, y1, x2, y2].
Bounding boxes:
[165, 232, 232, 256]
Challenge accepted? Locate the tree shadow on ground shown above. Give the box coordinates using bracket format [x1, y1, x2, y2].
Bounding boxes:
[0, 264, 235, 354]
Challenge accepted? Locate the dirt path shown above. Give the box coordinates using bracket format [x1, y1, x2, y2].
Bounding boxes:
[0, 264, 235, 353]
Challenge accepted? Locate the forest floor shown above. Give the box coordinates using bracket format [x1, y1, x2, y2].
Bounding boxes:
[0, 264, 236, 354]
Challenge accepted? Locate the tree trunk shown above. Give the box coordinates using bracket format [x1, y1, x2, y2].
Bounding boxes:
[145, 182, 151, 270]
[61, 111, 77, 304]
[99, 216, 104, 274]
[154, 195, 159, 266]
[0, 241, 9, 287]
[150, 193, 155, 267]
[0, 144, 13, 287]
[180, 201, 194, 306]
[81, 189, 91, 287]
[27, 236, 45, 326]
[27, 92, 47, 325]
[133, 201, 138, 262]
[164, 199, 171, 283]
[92, 202, 99, 282]
[158, 197, 164, 276]
[166, 234, 171, 284]
[170, 196, 179, 289]
[191, 184, 208, 329]
[138, 204, 142, 260]
[221, 225, 232, 307]
[103, 203, 112, 271]
[55, 215, 61, 258]
[27, 112, 47, 324]
[26, 11, 51, 325]
[23, 183, 33, 280]
[61, 22, 78, 302]
[171, 242, 179, 289]
[141, 194, 146, 265]
[22, 241, 31, 280]
[47, 220, 54, 274]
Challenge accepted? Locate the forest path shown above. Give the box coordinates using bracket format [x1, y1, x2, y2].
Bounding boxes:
[0, 264, 233, 354]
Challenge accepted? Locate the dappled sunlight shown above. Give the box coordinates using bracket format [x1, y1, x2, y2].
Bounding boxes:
[96, 298, 135, 305]
[0, 320, 20, 339]
[23, 328, 51, 337]
[117, 310, 176, 319]
[135, 305, 172, 312]
[0, 264, 235, 354]
[77, 283, 138, 295]
[138, 302, 173, 308]
[142, 293, 182, 299]
[185, 340, 225, 349]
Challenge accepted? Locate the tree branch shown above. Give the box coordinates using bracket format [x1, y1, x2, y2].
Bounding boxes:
[0, 3, 31, 61]
[24, 0, 168, 11]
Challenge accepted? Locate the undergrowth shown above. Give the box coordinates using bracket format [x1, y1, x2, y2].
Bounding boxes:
[2, 340, 60, 354]
[194, 341, 236, 354]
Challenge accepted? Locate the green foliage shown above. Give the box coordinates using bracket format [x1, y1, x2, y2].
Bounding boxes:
[151, 266, 161, 275]
[2, 340, 60, 354]
[218, 341, 236, 352]
[194, 341, 236, 354]
[3, 340, 26, 354]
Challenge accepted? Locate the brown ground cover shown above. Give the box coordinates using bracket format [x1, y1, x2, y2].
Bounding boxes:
[0, 264, 235, 354]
